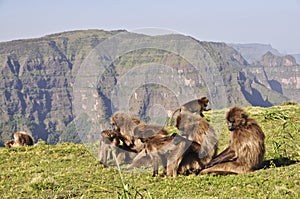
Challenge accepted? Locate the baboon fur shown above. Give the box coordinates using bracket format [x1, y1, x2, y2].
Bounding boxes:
[5, 131, 34, 147]
[98, 129, 122, 166]
[129, 132, 203, 177]
[111, 112, 168, 167]
[110, 112, 142, 147]
[200, 106, 265, 175]
[168, 97, 210, 126]
[166, 112, 218, 177]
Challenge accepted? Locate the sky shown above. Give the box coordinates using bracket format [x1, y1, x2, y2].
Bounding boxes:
[0, 0, 300, 54]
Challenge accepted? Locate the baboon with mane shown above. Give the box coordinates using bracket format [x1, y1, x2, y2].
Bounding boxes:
[200, 106, 265, 175]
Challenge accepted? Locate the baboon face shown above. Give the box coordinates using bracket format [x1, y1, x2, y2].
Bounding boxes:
[101, 130, 118, 141]
[200, 97, 209, 108]
[110, 112, 140, 131]
[226, 107, 248, 131]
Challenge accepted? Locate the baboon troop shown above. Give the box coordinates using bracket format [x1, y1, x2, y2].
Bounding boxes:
[99, 97, 265, 177]
[5, 131, 34, 148]
[3, 98, 266, 178]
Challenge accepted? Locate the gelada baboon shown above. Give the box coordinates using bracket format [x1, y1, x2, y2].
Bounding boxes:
[166, 112, 218, 177]
[110, 112, 159, 166]
[98, 129, 122, 167]
[129, 131, 206, 177]
[127, 125, 172, 175]
[5, 140, 15, 148]
[200, 106, 265, 175]
[110, 112, 142, 147]
[111, 112, 168, 153]
[5, 131, 34, 147]
[168, 97, 210, 126]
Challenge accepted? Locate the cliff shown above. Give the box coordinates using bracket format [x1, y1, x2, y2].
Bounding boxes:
[0, 30, 297, 145]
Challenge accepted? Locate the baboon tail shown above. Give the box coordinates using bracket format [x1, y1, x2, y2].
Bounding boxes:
[168, 108, 181, 126]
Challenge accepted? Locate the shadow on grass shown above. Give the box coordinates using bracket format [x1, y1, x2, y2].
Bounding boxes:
[258, 157, 298, 170]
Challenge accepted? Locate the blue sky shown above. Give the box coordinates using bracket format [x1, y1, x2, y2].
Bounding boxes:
[0, 0, 299, 54]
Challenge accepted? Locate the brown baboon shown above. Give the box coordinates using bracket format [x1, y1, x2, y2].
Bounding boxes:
[129, 132, 204, 177]
[110, 112, 165, 166]
[110, 112, 142, 147]
[168, 97, 210, 126]
[98, 129, 122, 167]
[5, 131, 34, 147]
[5, 140, 15, 148]
[200, 106, 265, 175]
[126, 126, 171, 175]
[166, 134, 205, 176]
[128, 112, 217, 177]
[166, 112, 218, 177]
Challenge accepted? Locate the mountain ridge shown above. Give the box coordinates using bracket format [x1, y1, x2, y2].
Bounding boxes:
[0, 29, 298, 145]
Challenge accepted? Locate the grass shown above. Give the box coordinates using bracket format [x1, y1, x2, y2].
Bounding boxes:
[0, 104, 299, 198]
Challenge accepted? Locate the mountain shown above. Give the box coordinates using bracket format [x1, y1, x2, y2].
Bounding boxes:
[0, 29, 297, 145]
[228, 43, 281, 64]
[292, 54, 300, 65]
[254, 51, 297, 67]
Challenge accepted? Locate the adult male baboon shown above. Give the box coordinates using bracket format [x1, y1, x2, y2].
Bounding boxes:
[5, 131, 34, 147]
[168, 97, 210, 126]
[200, 106, 265, 175]
[166, 112, 218, 177]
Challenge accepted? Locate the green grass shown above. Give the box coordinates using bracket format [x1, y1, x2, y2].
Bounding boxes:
[0, 104, 299, 198]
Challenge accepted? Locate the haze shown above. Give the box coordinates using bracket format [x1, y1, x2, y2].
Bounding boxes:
[0, 0, 299, 54]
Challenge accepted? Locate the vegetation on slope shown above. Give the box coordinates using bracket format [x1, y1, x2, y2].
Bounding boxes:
[0, 104, 299, 198]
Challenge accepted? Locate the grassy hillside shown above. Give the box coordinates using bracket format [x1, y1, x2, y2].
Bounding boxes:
[0, 104, 299, 198]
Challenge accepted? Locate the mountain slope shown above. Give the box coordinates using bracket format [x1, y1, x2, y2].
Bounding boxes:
[0, 30, 296, 144]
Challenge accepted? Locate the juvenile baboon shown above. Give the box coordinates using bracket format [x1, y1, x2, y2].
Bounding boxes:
[98, 129, 122, 166]
[5, 131, 34, 147]
[166, 112, 218, 177]
[200, 106, 265, 175]
[168, 97, 210, 126]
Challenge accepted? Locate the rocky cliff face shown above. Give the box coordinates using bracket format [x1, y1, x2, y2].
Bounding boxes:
[254, 51, 297, 67]
[0, 30, 297, 145]
[228, 43, 281, 64]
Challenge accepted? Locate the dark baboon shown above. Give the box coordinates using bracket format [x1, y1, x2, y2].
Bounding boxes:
[166, 112, 218, 177]
[200, 106, 265, 175]
[5, 131, 34, 147]
[168, 97, 210, 126]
